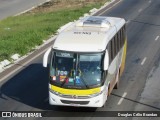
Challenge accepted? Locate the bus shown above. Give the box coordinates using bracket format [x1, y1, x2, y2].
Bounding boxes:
[43, 16, 127, 107]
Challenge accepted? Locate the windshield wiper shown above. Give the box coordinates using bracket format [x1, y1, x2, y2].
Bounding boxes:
[80, 76, 89, 89]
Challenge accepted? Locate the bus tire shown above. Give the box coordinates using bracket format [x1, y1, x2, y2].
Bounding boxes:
[114, 71, 120, 89]
[102, 104, 105, 108]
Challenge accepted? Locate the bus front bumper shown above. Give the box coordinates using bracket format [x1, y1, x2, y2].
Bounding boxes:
[49, 91, 105, 107]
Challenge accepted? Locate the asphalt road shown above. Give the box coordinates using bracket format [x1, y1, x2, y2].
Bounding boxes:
[0, 0, 48, 20]
[0, 0, 160, 119]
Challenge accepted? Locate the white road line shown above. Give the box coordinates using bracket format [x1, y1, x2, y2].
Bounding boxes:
[15, 7, 35, 16]
[149, 0, 151, 3]
[155, 36, 159, 41]
[117, 92, 127, 105]
[138, 9, 142, 12]
[15, 0, 51, 16]
[141, 57, 147, 65]
[99, 0, 122, 15]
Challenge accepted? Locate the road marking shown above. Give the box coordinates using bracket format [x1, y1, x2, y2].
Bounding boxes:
[149, 0, 151, 3]
[15, 0, 51, 16]
[141, 57, 147, 65]
[155, 36, 159, 41]
[138, 9, 142, 12]
[99, 0, 122, 15]
[15, 7, 35, 16]
[117, 92, 127, 105]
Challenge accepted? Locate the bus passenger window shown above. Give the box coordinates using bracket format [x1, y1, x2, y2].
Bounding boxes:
[114, 36, 117, 56]
[121, 30, 122, 47]
[118, 31, 120, 51]
[107, 41, 112, 64]
[111, 39, 114, 60]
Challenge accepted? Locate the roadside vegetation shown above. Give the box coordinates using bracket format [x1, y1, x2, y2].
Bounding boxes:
[0, 0, 110, 61]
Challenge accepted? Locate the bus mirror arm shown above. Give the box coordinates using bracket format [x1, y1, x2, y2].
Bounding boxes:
[103, 50, 109, 71]
[43, 48, 51, 67]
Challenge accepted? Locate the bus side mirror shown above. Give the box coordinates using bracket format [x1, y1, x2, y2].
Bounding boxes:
[43, 48, 51, 67]
[103, 50, 109, 70]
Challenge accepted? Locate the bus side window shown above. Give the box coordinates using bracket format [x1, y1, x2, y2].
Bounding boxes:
[121, 27, 124, 47]
[115, 33, 119, 56]
[108, 41, 112, 64]
[111, 38, 115, 60]
[120, 29, 121, 48]
[114, 36, 117, 56]
[120, 28, 123, 48]
[123, 25, 126, 43]
[122, 26, 125, 46]
[117, 31, 120, 52]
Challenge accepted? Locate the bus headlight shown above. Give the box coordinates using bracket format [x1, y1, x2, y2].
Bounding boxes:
[89, 91, 103, 97]
[49, 89, 62, 96]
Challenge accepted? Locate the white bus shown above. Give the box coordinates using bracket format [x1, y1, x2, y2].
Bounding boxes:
[43, 16, 127, 107]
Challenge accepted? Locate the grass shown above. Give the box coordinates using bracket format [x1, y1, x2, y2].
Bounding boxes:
[0, 1, 108, 61]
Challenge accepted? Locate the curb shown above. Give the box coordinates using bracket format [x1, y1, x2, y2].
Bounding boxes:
[15, 0, 51, 16]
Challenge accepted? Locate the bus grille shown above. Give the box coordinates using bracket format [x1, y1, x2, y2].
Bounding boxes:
[61, 100, 89, 105]
[60, 94, 91, 99]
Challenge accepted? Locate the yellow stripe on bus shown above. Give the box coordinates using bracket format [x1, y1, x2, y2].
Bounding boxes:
[51, 85, 101, 95]
[120, 39, 127, 76]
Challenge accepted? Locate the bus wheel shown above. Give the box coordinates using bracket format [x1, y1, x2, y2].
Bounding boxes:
[114, 71, 120, 89]
[102, 104, 105, 108]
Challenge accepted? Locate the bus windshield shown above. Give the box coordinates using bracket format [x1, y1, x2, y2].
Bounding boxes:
[50, 51, 103, 89]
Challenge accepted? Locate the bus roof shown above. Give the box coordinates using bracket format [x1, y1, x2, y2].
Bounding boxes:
[53, 16, 125, 52]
